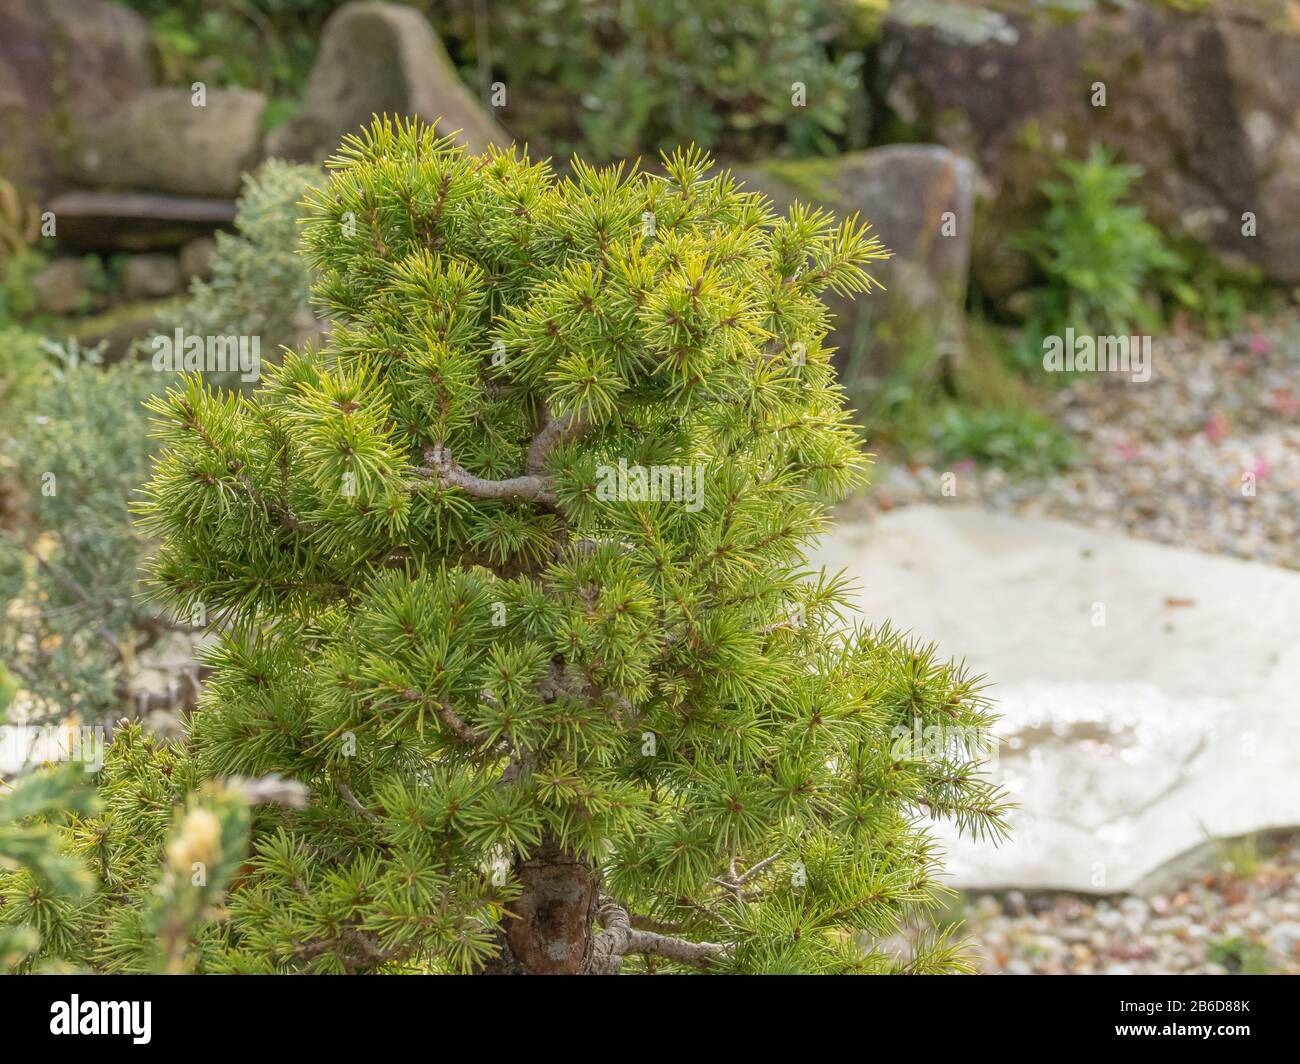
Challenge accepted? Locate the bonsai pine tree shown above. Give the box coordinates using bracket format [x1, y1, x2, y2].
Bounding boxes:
[15, 117, 1007, 974]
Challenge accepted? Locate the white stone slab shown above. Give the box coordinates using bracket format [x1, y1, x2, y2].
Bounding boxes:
[812, 504, 1300, 893]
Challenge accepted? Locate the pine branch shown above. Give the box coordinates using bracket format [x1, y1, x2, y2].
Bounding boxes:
[416, 409, 589, 507]
[592, 898, 731, 973]
[417, 443, 555, 506]
[335, 780, 379, 823]
[401, 687, 487, 746]
[525, 408, 589, 475]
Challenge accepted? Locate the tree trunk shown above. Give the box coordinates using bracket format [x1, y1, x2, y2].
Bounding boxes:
[481, 836, 599, 974]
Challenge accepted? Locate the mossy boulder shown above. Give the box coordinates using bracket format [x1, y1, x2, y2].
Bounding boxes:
[739, 144, 975, 385]
[68, 89, 266, 198]
[0, 0, 154, 192]
[881, 0, 1300, 289]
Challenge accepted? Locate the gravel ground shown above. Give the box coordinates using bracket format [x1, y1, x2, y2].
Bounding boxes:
[846, 319, 1300, 973]
[847, 322, 1300, 569]
[963, 836, 1300, 975]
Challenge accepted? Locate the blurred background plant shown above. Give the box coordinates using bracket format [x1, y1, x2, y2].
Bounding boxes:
[122, 0, 336, 129]
[435, 0, 872, 160]
[117, 1, 880, 160]
[170, 160, 325, 367]
[1009, 148, 1284, 363]
[0, 159, 321, 765]
[0, 337, 199, 735]
[1011, 148, 1186, 345]
[0, 178, 50, 325]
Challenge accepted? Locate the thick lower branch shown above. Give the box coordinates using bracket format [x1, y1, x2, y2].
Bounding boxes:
[416, 408, 590, 508]
[418, 443, 556, 505]
[591, 897, 731, 973]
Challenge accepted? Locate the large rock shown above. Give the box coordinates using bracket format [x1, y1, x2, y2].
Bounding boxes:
[121, 253, 182, 299]
[264, 1, 507, 163]
[740, 145, 975, 383]
[880, 0, 1300, 292]
[179, 236, 218, 282]
[69, 88, 266, 198]
[0, 0, 154, 191]
[31, 256, 97, 315]
[812, 505, 1300, 894]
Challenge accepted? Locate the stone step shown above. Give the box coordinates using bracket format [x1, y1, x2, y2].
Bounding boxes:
[46, 190, 236, 252]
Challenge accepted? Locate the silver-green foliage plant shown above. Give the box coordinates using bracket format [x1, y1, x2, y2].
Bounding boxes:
[0, 339, 190, 728]
[178, 160, 324, 361]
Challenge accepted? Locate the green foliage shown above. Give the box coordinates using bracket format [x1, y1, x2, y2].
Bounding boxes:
[11, 118, 1006, 974]
[0, 724, 305, 975]
[1013, 147, 1183, 340]
[932, 405, 1077, 477]
[0, 340, 172, 727]
[174, 160, 324, 371]
[0, 249, 47, 327]
[1162, 235, 1289, 338]
[449, 0, 863, 160]
[145, 783, 256, 974]
[124, 0, 335, 108]
[851, 317, 1076, 477]
[0, 177, 46, 328]
[0, 768, 97, 971]
[1206, 932, 1271, 975]
[1010, 147, 1290, 359]
[0, 326, 48, 418]
[55, 723, 204, 974]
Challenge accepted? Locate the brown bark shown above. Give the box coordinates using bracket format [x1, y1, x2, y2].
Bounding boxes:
[482, 836, 599, 974]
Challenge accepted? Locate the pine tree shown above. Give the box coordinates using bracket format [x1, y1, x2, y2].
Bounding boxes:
[8, 117, 1008, 974]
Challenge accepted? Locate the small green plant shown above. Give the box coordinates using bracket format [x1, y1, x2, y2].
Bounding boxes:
[1206, 932, 1271, 975]
[933, 405, 1077, 478]
[1013, 148, 1183, 341]
[1162, 236, 1287, 338]
[852, 317, 1076, 477]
